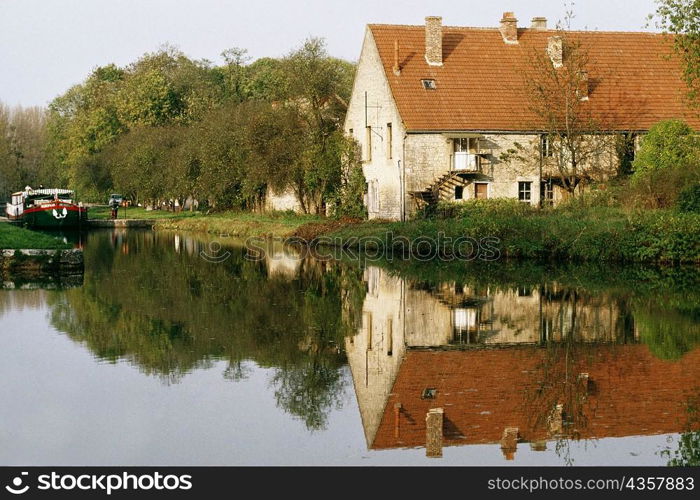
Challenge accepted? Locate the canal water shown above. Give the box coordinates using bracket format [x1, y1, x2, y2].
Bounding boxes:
[1, 229, 698, 466]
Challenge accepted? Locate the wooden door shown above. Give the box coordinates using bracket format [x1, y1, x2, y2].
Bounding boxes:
[475, 183, 488, 199]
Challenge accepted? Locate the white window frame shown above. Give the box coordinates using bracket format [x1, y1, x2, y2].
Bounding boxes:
[518, 181, 532, 203]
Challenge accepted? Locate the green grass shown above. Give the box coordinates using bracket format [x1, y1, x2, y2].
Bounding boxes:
[88, 205, 198, 220]
[88, 206, 320, 238]
[154, 211, 323, 238]
[0, 223, 72, 250]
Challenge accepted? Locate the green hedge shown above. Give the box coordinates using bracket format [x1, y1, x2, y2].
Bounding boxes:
[326, 206, 700, 264]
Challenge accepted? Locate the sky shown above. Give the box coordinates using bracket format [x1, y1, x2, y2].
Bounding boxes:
[0, 0, 659, 108]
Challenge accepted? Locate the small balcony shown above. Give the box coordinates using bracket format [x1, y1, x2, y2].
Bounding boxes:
[453, 152, 481, 172]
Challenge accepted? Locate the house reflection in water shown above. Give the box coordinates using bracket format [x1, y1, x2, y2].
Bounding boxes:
[345, 266, 700, 460]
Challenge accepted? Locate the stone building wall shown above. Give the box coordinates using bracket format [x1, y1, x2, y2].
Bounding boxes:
[344, 27, 406, 221]
[264, 186, 302, 213]
[344, 266, 407, 447]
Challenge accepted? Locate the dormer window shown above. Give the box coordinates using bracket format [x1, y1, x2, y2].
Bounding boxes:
[421, 79, 436, 90]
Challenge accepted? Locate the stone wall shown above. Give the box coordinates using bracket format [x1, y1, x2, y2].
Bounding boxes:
[344, 266, 407, 447]
[265, 186, 303, 213]
[404, 132, 622, 217]
[344, 27, 406, 221]
[404, 133, 543, 216]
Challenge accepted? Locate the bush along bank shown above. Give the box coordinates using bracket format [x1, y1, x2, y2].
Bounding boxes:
[319, 203, 700, 264]
[1, 249, 84, 277]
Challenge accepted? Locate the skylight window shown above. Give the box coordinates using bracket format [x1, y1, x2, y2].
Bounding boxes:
[421, 388, 437, 399]
[421, 79, 436, 90]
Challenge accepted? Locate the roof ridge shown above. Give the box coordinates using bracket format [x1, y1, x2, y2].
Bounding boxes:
[368, 24, 666, 36]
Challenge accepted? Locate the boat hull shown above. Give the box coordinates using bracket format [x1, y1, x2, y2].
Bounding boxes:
[23, 203, 88, 229]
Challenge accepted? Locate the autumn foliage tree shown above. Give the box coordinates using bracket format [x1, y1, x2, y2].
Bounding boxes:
[0, 102, 47, 201]
[524, 33, 616, 197]
[37, 38, 358, 213]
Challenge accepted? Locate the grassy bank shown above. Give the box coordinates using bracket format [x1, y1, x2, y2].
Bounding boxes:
[88, 206, 198, 220]
[0, 224, 72, 250]
[85, 202, 700, 264]
[319, 205, 700, 264]
[154, 211, 323, 238]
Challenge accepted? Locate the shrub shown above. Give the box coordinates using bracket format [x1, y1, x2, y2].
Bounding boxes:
[556, 183, 623, 211]
[677, 184, 700, 213]
[436, 198, 536, 219]
[631, 119, 700, 208]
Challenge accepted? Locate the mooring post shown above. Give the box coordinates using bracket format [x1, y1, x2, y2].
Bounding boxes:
[426, 408, 444, 458]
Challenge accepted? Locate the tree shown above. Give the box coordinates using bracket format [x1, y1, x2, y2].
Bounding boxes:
[245, 103, 307, 209]
[524, 32, 617, 197]
[40, 37, 356, 208]
[100, 125, 183, 206]
[45, 48, 226, 200]
[651, 0, 700, 105]
[0, 104, 12, 200]
[0, 102, 48, 199]
[279, 38, 356, 213]
[631, 119, 700, 207]
[244, 57, 289, 102]
[220, 47, 251, 103]
[44, 66, 125, 198]
[330, 136, 366, 218]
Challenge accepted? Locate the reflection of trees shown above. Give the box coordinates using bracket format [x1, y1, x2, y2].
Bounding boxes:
[270, 359, 346, 431]
[529, 337, 596, 465]
[528, 288, 604, 466]
[663, 392, 700, 466]
[46, 230, 365, 430]
[635, 299, 700, 360]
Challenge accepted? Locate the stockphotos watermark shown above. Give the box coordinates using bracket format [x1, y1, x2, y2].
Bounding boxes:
[3, 470, 192, 496]
[199, 232, 501, 264]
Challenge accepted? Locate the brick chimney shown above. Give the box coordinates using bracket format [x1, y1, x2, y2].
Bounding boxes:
[500, 427, 519, 460]
[547, 36, 563, 68]
[499, 12, 518, 44]
[578, 71, 589, 101]
[425, 16, 443, 66]
[425, 408, 444, 457]
[393, 40, 401, 76]
[531, 17, 547, 30]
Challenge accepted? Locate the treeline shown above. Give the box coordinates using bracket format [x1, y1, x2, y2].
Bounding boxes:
[3, 39, 365, 215]
[48, 230, 366, 429]
[0, 104, 47, 200]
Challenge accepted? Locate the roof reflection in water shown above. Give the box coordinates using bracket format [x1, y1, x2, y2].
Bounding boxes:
[346, 266, 700, 460]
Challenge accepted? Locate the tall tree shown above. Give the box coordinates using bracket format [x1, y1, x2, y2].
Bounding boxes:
[523, 32, 617, 197]
[280, 38, 356, 212]
[0, 102, 48, 199]
[651, 0, 700, 105]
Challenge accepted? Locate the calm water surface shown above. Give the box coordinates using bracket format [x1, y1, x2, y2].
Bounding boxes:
[1, 230, 699, 466]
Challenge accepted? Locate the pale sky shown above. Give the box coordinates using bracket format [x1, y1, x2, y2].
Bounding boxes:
[0, 0, 658, 107]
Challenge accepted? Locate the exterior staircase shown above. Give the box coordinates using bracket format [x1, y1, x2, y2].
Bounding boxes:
[410, 171, 470, 210]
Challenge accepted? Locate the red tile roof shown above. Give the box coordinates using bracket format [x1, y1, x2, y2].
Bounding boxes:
[369, 25, 700, 131]
[372, 345, 700, 451]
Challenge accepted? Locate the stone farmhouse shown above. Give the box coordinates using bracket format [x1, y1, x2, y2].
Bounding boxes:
[344, 13, 700, 220]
